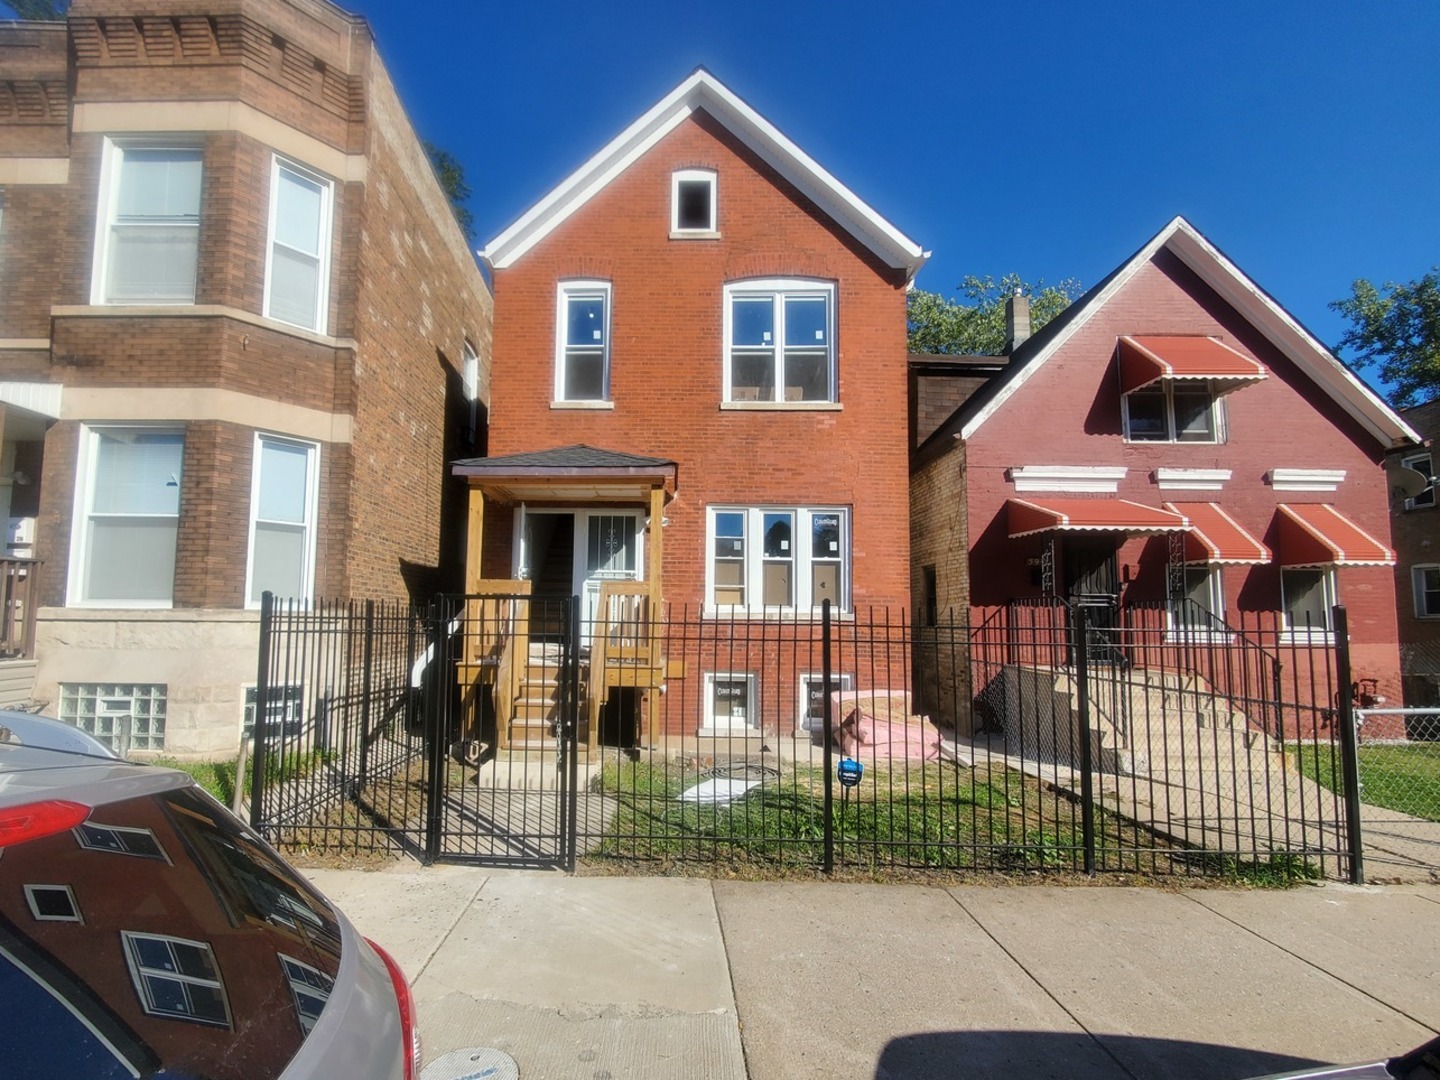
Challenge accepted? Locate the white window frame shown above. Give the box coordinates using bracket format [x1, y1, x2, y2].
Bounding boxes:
[1402, 452, 1435, 510]
[723, 279, 837, 405]
[263, 156, 334, 334]
[462, 337, 481, 442]
[702, 671, 758, 732]
[91, 137, 203, 306]
[705, 506, 850, 614]
[67, 424, 184, 609]
[1281, 565, 1337, 639]
[74, 821, 169, 861]
[554, 280, 612, 404]
[24, 884, 82, 923]
[121, 931, 231, 1028]
[245, 433, 320, 610]
[1166, 565, 1231, 642]
[1413, 564, 1440, 619]
[1122, 381, 1224, 444]
[671, 168, 717, 235]
[277, 953, 334, 1035]
[797, 672, 854, 732]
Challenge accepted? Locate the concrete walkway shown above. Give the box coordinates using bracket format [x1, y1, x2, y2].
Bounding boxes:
[304, 865, 1440, 1080]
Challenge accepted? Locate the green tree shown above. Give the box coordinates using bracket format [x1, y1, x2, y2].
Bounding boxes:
[2, 1, 69, 18]
[907, 274, 1082, 355]
[423, 140, 474, 244]
[1330, 270, 1440, 407]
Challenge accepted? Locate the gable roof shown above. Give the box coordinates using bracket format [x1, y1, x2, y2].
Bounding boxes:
[937, 216, 1419, 452]
[481, 68, 929, 278]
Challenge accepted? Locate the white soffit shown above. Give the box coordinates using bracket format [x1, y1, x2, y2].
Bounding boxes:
[961, 216, 1421, 449]
[1009, 465, 1127, 493]
[481, 69, 928, 277]
[0, 382, 62, 419]
[1268, 468, 1346, 492]
[1154, 468, 1232, 491]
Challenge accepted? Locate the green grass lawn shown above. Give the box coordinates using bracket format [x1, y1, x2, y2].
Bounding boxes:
[1289, 742, 1440, 822]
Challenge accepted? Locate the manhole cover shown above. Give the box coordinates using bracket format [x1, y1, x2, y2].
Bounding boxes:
[421, 1047, 519, 1080]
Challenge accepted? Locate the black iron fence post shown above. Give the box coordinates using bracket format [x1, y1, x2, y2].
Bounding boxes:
[1332, 605, 1365, 884]
[355, 599, 375, 798]
[1072, 602, 1097, 875]
[249, 591, 274, 831]
[822, 598, 834, 874]
[422, 599, 446, 865]
[564, 594, 581, 873]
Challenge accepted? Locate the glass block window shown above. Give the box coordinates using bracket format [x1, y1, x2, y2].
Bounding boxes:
[59, 683, 167, 752]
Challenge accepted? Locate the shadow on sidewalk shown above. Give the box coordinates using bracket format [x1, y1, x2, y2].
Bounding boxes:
[875, 1030, 1323, 1080]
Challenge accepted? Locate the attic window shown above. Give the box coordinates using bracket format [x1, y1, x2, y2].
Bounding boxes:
[671, 169, 717, 236]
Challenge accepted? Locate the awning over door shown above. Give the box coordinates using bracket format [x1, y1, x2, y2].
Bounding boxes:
[1006, 497, 1189, 538]
[1118, 335, 1268, 395]
[1163, 502, 1271, 564]
[1275, 503, 1395, 566]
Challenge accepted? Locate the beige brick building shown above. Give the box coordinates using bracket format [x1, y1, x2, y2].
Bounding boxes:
[0, 0, 490, 755]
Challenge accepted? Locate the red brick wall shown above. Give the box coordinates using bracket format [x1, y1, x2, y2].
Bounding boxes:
[962, 249, 1403, 698]
[488, 110, 910, 611]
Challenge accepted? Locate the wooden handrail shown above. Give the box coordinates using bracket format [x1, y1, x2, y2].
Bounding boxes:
[0, 558, 40, 660]
[468, 580, 531, 751]
[588, 582, 655, 747]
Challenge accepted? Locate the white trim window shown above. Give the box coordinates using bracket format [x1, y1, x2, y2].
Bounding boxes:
[724, 280, 836, 404]
[555, 281, 611, 402]
[264, 157, 334, 333]
[671, 168, 717, 234]
[246, 434, 319, 607]
[121, 932, 231, 1028]
[1413, 565, 1440, 618]
[92, 140, 202, 305]
[707, 506, 849, 612]
[278, 954, 334, 1035]
[1402, 452, 1435, 510]
[1282, 566, 1336, 635]
[703, 671, 757, 732]
[1123, 382, 1222, 443]
[24, 884, 82, 923]
[798, 672, 854, 732]
[462, 338, 481, 444]
[1170, 565, 1225, 634]
[68, 426, 184, 607]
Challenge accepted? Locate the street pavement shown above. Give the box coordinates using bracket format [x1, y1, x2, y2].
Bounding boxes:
[304, 864, 1440, 1080]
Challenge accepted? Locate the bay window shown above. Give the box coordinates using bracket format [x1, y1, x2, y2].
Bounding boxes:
[246, 434, 319, 606]
[264, 158, 334, 333]
[93, 142, 202, 305]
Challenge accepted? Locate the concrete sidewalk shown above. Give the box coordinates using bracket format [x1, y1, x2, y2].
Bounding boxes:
[304, 865, 1440, 1080]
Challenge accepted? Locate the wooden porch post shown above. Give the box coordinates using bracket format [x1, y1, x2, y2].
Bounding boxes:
[645, 485, 665, 747]
[465, 484, 485, 594]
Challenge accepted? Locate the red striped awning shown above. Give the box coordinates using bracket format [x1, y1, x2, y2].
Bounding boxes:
[1276, 504, 1395, 567]
[1118, 335, 1268, 395]
[1007, 498, 1189, 538]
[1164, 502, 1271, 564]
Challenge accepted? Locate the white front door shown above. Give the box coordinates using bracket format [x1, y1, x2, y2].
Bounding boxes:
[514, 509, 643, 636]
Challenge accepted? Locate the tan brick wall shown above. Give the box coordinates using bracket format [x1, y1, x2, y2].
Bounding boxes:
[909, 441, 971, 730]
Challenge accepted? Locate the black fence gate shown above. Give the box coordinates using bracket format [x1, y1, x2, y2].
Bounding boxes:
[248, 593, 1387, 882]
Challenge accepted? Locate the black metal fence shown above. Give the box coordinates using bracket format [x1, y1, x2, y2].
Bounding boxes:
[249, 592, 1373, 882]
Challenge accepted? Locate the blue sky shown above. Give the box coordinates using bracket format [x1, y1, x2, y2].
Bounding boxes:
[353, 0, 1439, 371]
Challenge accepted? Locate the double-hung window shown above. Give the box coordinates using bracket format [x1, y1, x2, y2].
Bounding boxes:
[555, 281, 610, 402]
[246, 434, 319, 607]
[1413, 566, 1440, 618]
[265, 158, 334, 332]
[1123, 382, 1220, 443]
[707, 506, 848, 612]
[724, 280, 835, 404]
[1171, 565, 1224, 632]
[1282, 566, 1336, 634]
[93, 142, 202, 304]
[69, 427, 184, 606]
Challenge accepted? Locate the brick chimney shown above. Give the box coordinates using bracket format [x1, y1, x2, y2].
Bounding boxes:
[1004, 292, 1031, 353]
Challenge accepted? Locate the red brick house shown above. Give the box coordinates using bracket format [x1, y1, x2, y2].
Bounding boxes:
[457, 69, 926, 746]
[0, 0, 491, 755]
[912, 216, 1419, 733]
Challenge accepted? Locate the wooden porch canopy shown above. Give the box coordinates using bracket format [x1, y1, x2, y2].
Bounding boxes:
[1163, 502, 1272, 564]
[451, 444, 678, 593]
[1275, 503, 1395, 567]
[1118, 335, 1268, 395]
[1006, 498, 1189, 538]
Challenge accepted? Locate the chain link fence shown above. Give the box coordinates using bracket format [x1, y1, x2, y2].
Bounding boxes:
[1355, 708, 1440, 824]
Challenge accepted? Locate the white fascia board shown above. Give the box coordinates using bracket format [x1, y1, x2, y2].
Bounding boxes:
[1268, 468, 1346, 492]
[1164, 222, 1420, 449]
[1154, 468, 1232, 491]
[960, 219, 1185, 441]
[0, 381, 62, 419]
[1009, 465, 1127, 493]
[482, 70, 927, 277]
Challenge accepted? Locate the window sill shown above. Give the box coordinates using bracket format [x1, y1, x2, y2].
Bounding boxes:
[53, 304, 357, 350]
[1122, 437, 1222, 446]
[670, 229, 721, 240]
[703, 606, 852, 621]
[550, 400, 615, 410]
[1280, 630, 1335, 645]
[720, 401, 842, 412]
[1163, 630, 1235, 645]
